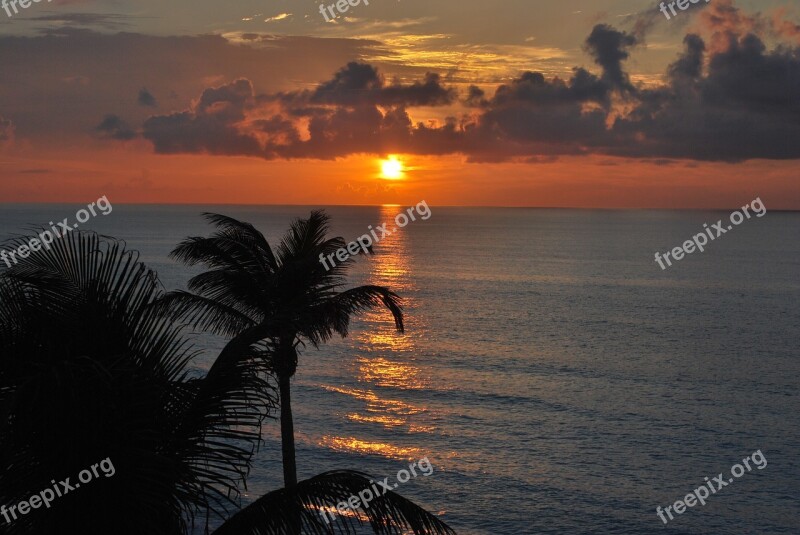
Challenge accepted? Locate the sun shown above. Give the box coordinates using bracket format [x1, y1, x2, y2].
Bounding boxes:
[380, 156, 404, 179]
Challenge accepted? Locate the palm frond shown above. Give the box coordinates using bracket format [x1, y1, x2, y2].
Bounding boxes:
[213, 470, 456, 535]
[171, 345, 276, 518]
[155, 290, 258, 338]
[0, 231, 198, 532]
[186, 268, 269, 315]
[172, 235, 270, 291]
[0, 230, 278, 533]
[303, 285, 404, 344]
[202, 212, 278, 271]
[276, 210, 332, 267]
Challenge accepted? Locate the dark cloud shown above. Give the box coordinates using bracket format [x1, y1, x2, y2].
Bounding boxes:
[277, 62, 456, 108]
[0, 116, 14, 143]
[135, 19, 800, 163]
[138, 88, 157, 107]
[609, 29, 800, 161]
[142, 67, 458, 160]
[29, 13, 131, 30]
[133, 26, 644, 162]
[92, 5, 800, 163]
[313, 62, 381, 99]
[0, 28, 378, 143]
[702, 32, 800, 117]
[489, 68, 610, 108]
[668, 34, 706, 82]
[96, 114, 136, 140]
[584, 24, 638, 93]
[464, 85, 488, 108]
[143, 79, 262, 156]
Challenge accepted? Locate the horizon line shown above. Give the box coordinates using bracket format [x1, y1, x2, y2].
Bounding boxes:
[1, 201, 799, 212]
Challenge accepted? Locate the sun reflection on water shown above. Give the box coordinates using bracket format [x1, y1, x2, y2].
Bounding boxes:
[357, 357, 428, 389]
[318, 206, 438, 458]
[320, 435, 422, 460]
[322, 385, 426, 416]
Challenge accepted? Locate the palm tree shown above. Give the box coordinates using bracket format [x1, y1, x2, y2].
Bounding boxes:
[0, 229, 455, 535]
[0, 231, 276, 534]
[159, 212, 455, 534]
[161, 212, 404, 491]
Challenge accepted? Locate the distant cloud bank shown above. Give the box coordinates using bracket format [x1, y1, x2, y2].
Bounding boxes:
[2, 0, 799, 163]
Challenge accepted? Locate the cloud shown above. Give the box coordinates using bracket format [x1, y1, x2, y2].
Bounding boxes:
[134, 24, 640, 161]
[584, 24, 639, 93]
[702, 33, 799, 117]
[0, 116, 14, 143]
[138, 88, 157, 107]
[51, 0, 97, 5]
[6, 2, 800, 164]
[607, 30, 800, 160]
[96, 114, 136, 140]
[280, 62, 456, 107]
[668, 34, 706, 81]
[464, 85, 488, 108]
[0, 28, 375, 145]
[489, 69, 610, 108]
[769, 7, 800, 44]
[264, 13, 291, 23]
[142, 65, 458, 160]
[698, 0, 800, 50]
[29, 13, 131, 30]
[143, 79, 262, 156]
[133, 7, 800, 164]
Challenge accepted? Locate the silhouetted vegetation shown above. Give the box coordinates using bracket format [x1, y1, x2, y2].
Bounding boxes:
[0, 212, 455, 535]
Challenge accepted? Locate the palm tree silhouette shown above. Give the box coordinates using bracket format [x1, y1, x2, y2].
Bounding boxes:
[0, 227, 455, 534]
[161, 212, 454, 533]
[0, 231, 275, 534]
[161, 211, 404, 491]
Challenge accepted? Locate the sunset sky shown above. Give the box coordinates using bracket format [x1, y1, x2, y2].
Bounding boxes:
[0, 0, 798, 208]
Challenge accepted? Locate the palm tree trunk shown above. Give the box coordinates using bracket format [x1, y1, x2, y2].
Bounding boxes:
[279, 372, 298, 490]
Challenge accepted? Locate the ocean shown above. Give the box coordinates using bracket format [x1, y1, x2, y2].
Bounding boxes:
[1, 204, 798, 534]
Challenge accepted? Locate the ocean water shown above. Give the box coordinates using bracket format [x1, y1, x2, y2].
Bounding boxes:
[1, 204, 799, 535]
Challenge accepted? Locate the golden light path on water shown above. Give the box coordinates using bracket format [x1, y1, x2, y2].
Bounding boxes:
[318, 205, 437, 460]
[318, 436, 422, 459]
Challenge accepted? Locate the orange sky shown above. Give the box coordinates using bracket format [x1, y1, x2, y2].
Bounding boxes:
[3, 148, 797, 209]
[0, 0, 798, 208]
